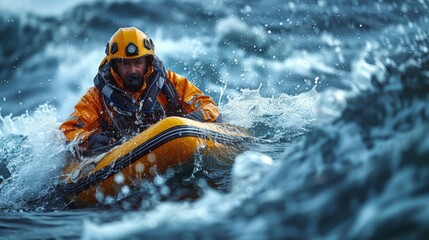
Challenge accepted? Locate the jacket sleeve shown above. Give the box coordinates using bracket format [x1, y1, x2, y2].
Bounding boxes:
[167, 71, 222, 122]
[59, 87, 106, 143]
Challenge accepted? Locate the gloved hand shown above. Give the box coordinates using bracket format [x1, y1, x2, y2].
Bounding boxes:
[184, 111, 205, 122]
[87, 133, 116, 150]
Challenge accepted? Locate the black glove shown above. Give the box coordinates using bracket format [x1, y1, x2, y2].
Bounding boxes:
[87, 133, 116, 150]
[184, 111, 205, 122]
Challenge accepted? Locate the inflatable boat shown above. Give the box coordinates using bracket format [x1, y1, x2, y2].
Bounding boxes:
[61, 117, 249, 207]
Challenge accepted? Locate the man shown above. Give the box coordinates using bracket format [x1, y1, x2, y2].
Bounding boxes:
[60, 27, 222, 155]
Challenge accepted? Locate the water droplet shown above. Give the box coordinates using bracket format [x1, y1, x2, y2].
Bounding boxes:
[135, 163, 145, 173]
[114, 173, 124, 184]
[154, 176, 165, 186]
[148, 153, 156, 163]
[95, 187, 104, 203]
[121, 185, 130, 195]
[105, 196, 115, 205]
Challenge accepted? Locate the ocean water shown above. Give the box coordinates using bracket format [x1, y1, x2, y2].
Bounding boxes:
[1, 0, 429, 239]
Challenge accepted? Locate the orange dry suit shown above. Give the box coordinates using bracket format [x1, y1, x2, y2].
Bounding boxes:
[60, 57, 222, 150]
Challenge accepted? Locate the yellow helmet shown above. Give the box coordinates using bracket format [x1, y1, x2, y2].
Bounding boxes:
[105, 27, 155, 62]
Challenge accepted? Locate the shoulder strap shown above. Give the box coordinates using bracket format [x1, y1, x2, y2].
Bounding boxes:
[162, 80, 185, 116]
[160, 70, 185, 116]
[94, 63, 138, 113]
[137, 57, 165, 113]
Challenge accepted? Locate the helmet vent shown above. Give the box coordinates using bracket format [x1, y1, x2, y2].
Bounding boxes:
[144, 38, 152, 50]
[149, 39, 155, 50]
[105, 43, 109, 55]
[111, 42, 118, 54]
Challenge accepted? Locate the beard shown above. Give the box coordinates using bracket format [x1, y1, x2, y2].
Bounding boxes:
[123, 74, 143, 92]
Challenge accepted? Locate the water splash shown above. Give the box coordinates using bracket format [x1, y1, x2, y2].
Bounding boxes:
[221, 86, 319, 141]
[0, 104, 67, 210]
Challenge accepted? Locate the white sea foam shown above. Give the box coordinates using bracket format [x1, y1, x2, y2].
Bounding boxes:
[221, 86, 318, 132]
[47, 44, 104, 120]
[0, 105, 66, 208]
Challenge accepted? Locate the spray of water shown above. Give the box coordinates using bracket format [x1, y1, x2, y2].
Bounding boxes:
[0, 104, 67, 210]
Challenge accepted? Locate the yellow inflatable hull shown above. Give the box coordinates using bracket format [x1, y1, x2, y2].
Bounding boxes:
[62, 117, 249, 207]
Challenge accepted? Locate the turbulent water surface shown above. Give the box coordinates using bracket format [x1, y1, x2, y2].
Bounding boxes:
[1, 0, 429, 239]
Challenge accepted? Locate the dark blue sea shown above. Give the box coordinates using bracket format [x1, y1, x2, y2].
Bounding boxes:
[1, 0, 429, 239]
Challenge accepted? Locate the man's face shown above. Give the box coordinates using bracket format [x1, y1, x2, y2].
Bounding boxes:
[115, 57, 148, 92]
